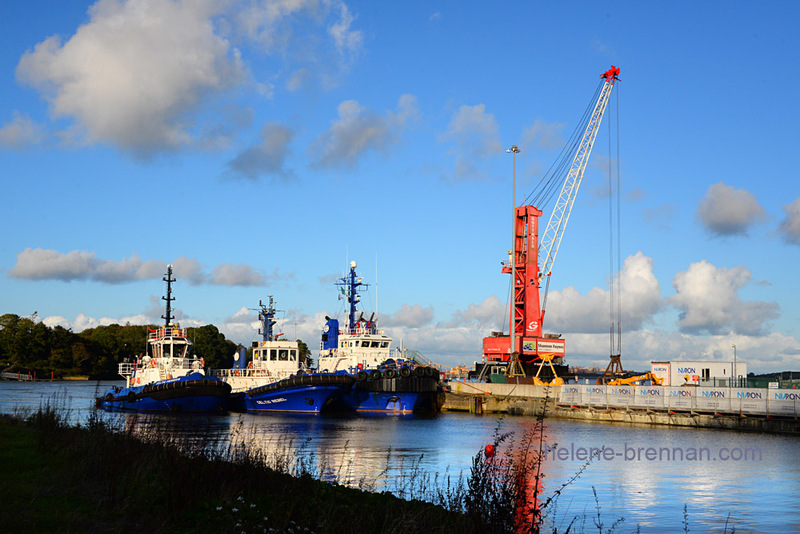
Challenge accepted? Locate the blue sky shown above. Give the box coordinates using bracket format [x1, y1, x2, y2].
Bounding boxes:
[2, 1, 799, 372]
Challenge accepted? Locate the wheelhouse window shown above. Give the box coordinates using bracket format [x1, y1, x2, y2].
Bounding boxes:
[290, 350, 297, 361]
[270, 349, 277, 361]
[279, 349, 289, 361]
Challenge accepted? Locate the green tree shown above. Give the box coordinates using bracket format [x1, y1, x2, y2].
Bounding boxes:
[0, 314, 20, 364]
[189, 325, 237, 369]
[297, 339, 313, 368]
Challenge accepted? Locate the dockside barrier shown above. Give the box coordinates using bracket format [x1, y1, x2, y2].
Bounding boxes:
[559, 384, 800, 417]
[444, 381, 800, 418]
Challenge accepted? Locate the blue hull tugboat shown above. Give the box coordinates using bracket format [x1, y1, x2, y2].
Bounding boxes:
[213, 297, 353, 414]
[317, 261, 440, 414]
[96, 265, 231, 413]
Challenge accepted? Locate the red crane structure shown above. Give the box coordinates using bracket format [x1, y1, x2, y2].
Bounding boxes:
[482, 66, 620, 377]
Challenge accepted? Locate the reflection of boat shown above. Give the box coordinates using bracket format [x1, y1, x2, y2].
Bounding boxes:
[96, 265, 230, 413]
[317, 261, 440, 414]
[213, 296, 353, 413]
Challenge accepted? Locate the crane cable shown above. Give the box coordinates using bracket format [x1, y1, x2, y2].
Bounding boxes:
[608, 81, 622, 358]
[523, 80, 604, 209]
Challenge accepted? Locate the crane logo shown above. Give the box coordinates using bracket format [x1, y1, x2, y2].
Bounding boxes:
[528, 321, 538, 331]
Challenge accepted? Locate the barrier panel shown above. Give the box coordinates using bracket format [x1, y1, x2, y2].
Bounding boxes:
[666, 387, 694, 410]
[607, 386, 635, 408]
[584, 385, 608, 407]
[556, 385, 800, 417]
[633, 386, 665, 409]
[733, 388, 767, 414]
[770, 390, 800, 416]
[560, 385, 581, 405]
[694, 388, 731, 412]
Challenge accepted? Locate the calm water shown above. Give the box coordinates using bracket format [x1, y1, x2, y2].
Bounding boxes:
[2, 380, 799, 532]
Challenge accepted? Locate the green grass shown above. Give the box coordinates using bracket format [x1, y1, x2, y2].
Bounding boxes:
[1, 401, 658, 533]
[0, 411, 473, 533]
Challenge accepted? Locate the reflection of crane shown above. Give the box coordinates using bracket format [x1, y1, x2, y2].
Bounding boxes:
[482, 66, 620, 374]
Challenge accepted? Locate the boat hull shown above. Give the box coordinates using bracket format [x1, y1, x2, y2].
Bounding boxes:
[96, 374, 231, 413]
[334, 368, 441, 414]
[239, 373, 354, 414]
[344, 389, 438, 414]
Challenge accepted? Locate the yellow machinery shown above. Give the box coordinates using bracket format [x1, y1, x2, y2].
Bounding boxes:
[531, 353, 564, 386]
[606, 372, 663, 386]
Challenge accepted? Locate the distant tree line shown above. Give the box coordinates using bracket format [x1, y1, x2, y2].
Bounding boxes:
[0, 313, 238, 379]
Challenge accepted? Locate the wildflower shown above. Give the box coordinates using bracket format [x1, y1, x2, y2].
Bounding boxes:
[250, 503, 257, 508]
[216, 506, 223, 511]
[232, 507, 239, 513]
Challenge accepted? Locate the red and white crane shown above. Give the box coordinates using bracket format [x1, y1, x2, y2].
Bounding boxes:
[482, 66, 620, 371]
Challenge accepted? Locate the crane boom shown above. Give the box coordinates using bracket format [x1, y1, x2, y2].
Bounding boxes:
[539, 66, 619, 308]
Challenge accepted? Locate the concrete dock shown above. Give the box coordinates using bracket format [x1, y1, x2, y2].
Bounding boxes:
[442, 381, 800, 434]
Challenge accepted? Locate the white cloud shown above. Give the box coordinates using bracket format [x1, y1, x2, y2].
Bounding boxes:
[226, 121, 295, 180]
[38, 288, 800, 374]
[13, 0, 367, 157]
[778, 197, 800, 246]
[16, 0, 245, 157]
[696, 182, 765, 236]
[382, 304, 435, 328]
[232, 0, 362, 88]
[310, 94, 419, 168]
[93, 254, 165, 283]
[545, 253, 661, 333]
[668, 260, 778, 336]
[210, 264, 289, 287]
[0, 112, 45, 149]
[9, 248, 279, 287]
[641, 204, 678, 229]
[446, 296, 505, 330]
[287, 68, 311, 92]
[520, 119, 565, 150]
[439, 104, 502, 181]
[327, 1, 363, 64]
[9, 248, 99, 281]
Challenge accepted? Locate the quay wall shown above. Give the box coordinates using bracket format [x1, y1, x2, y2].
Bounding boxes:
[442, 381, 800, 434]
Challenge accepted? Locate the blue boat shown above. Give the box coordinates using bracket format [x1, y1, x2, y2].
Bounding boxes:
[317, 261, 440, 414]
[213, 296, 353, 414]
[96, 265, 230, 413]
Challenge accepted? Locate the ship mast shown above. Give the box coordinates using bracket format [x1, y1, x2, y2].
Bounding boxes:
[337, 261, 368, 334]
[257, 296, 278, 342]
[161, 264, 175, 327]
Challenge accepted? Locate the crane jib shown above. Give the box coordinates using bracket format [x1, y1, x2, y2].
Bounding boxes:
[539, 70, 618, 288]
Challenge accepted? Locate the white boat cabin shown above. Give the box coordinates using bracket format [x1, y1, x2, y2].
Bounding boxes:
[317, 327, 393, 373]
[214, 339, 305, 393]
[119, 325, 206, 387]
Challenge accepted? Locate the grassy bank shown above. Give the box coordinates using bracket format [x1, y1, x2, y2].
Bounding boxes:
[0, 412, 480, 533]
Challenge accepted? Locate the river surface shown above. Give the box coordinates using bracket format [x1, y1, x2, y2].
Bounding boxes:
[2, 380, 798, 532]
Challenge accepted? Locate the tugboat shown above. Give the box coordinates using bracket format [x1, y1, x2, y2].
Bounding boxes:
[317, 261, 440, 414]
[213, 296, 354, 413]
[96, 265, 231, 412]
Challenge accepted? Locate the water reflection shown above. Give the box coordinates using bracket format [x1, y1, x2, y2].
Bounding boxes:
[3, 380, 800, 531]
